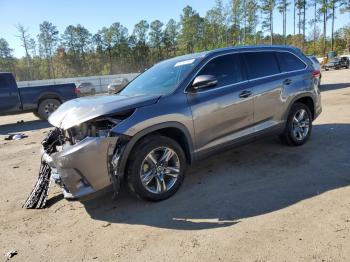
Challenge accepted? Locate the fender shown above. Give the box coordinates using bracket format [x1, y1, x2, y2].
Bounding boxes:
[114, 121, 195, 179]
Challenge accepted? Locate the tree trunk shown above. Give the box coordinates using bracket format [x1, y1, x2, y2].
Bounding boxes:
[284, 1, 287, 45]
[323, 0, 327, 56]
[271, 9, 274, 45]
[331, 1, 335, 51]
[314, 0, 317, 54]
[303, 0, 306, 50]
[294, 0, 296, 42]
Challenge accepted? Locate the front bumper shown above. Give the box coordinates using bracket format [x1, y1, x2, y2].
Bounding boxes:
[45, 137, 119, 199]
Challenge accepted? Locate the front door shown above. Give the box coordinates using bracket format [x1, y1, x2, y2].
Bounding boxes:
[186, 53, 254, 153]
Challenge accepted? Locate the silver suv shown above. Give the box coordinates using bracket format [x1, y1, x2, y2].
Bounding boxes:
[44, 46, 322, 201]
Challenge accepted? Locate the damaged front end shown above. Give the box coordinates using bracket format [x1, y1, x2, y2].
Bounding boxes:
[24, 115, 130, 208]
[49, 116, 131, 199]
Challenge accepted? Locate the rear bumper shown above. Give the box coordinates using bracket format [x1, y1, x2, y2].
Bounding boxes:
[45, 137, 118, 199]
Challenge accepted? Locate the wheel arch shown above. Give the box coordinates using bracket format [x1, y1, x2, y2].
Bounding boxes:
[116, 122, 194, 179]
[285, 94, 315, 120]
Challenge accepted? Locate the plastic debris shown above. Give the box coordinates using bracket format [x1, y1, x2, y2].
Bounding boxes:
[4, 133, 28, 140]
[5, 250, 18, 260]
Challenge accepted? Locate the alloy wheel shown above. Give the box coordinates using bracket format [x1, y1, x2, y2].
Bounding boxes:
[140, 147, 180, 194]
[292, 109, 310, 141]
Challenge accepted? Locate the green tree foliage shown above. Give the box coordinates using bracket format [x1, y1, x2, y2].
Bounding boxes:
[261, 0, 276, 44]
[149, 20, 164, 62]
[163, 19, 179, 57]
[61, 24, 92, 75]
[38, 21, 59, 78]
[178, 5, 204, 53]
[0, 38, 15, 72]
[0, 1, 349, 81]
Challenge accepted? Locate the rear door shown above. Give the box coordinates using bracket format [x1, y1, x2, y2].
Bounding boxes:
[242, 51, 284, 128]
[0, 74, 21, 114]
[187, 53, 254, 152]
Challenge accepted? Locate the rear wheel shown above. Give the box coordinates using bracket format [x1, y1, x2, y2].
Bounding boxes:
[33, 111, 40, 119]
[37, 99, 61, 120]
[126, 135, 187, 201]
[280, 102, 312, 146]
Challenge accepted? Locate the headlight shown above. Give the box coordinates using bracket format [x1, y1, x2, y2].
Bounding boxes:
[67, 117, 122, 144]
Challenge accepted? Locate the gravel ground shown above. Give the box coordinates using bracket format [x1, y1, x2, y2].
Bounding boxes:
[0, 69, 349, 262]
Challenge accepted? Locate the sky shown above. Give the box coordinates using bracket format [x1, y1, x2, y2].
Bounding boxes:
[0, 0, 349, 58]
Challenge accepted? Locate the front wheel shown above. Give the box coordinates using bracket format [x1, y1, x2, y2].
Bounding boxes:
[126, 135, 187, 201]
[280, 102, 312, 146]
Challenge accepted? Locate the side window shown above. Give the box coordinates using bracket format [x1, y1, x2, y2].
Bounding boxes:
[197, 54, 243, 89]
[0, 75, 10, 89]
[277, 52, 306, 72]
[243, 52, 280, 79]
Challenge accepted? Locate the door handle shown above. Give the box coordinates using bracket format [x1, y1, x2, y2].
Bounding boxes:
[239, 90, 252, 98]
[283, 79, 292, 85]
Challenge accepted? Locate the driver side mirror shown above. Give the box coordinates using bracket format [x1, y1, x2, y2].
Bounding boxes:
[191, 75, 218, 91]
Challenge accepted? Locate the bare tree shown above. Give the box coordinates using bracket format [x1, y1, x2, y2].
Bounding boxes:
[16, 24, 32, 79]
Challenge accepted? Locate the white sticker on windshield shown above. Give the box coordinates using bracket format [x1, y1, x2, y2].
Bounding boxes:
[174, 59, 195, 67]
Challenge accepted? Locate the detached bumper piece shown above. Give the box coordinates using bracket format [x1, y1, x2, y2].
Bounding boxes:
[23, 129, 63, 209]
[22, 161, 52, 209]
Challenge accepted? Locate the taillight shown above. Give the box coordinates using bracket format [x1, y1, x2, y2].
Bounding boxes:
[75, 87, 81, 94]
[312, 70, 321, 78]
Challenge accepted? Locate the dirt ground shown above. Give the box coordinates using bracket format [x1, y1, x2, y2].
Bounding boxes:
[0, 69, 349, 262]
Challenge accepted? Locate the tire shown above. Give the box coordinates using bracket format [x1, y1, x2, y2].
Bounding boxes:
[325, 68, 329, 71]
[37, 99, 61, 120]
[33, 111, 40, 119]
[126, 135, 187, 201]
[90, 88, 96, 96]
[280, 102, 312, 146]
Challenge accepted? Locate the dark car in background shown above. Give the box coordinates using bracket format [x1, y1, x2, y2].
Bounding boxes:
[43, 45, 322, 202]
[324, 58, 341, 70]
[0, 72, 77, 120]
[324, 57, 349, 70]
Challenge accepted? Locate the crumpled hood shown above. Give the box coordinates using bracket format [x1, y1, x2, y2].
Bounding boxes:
[49, 94, 160, 129]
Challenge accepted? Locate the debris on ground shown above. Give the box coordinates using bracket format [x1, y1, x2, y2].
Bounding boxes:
[4, 134, 28, 140]
[4, 250, 18, 260]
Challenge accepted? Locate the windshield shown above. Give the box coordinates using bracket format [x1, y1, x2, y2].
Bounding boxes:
[119, 57, 200, 96]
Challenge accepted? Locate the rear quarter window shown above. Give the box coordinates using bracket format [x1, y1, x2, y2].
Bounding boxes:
[243, 52, 280, 79]
[277, 52, 306, 72]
